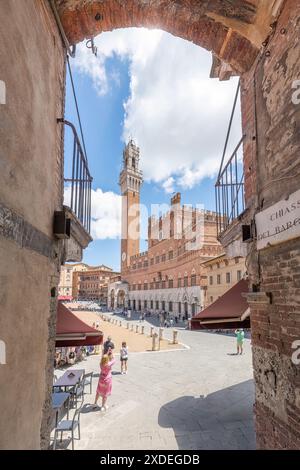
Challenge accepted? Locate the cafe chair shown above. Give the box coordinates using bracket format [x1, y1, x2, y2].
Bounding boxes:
[53, 407, 82, 450]
[83, 372, 93, 394]
[70, 380, 84, 408]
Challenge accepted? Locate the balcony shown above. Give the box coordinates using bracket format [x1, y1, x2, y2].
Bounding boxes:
[56, 119, 93, 262]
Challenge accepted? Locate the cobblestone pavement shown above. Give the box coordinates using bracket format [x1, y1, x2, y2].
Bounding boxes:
[54, 315, 255, 450]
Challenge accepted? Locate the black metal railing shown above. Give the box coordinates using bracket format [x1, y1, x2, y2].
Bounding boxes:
[214, 80, 246, 237]
[59, 119, 92, 234]
[215, 137, 245, 236]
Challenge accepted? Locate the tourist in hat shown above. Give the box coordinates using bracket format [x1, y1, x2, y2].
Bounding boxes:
[93, 348, 115, 411]
[103, 335, 115, 354]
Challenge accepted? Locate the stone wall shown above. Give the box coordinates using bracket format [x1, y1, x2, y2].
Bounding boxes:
[0, 0, 65, 449]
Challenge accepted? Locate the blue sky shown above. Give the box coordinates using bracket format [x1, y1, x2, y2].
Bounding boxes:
[64, 28, 241, 272]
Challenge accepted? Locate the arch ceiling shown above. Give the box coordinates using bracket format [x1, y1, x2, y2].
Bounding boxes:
[55, 0, 283, 73]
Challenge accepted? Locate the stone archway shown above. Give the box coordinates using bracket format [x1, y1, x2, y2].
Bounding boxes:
[55, 0, 278, 74]
[117, 289, 126, 308]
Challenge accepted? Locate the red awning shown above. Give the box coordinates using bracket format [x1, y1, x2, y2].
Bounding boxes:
[56, 301, 103, 347]
[58, 295, 73, 301]
[191, 279, 250, 330]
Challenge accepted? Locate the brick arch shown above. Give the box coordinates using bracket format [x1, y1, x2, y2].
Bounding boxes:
[56, 0, 262, 73]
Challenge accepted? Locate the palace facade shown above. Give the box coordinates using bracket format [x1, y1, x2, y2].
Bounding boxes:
[108, 141, 225, 318]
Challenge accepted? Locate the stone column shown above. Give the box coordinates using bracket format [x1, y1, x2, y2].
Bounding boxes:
[159, 328, 164, 341]
[141, 325, 145, 335]
[119, 320, 122, 327]
[173, 329, 178, 344]
[150, 326, 154, 337]
[136, 325, 139, 333]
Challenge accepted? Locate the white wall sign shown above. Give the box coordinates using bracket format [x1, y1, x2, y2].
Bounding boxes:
[256, 189, 300, 250]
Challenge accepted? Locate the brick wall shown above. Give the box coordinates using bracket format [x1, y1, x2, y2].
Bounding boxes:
[243, 0, 300, 449]
[57, 0, 259, 74]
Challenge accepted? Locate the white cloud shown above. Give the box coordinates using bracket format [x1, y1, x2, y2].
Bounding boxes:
[73, 28, 242, 193]
[162, 176, 175, 194]
[64, 186, 122, 240]
[91, 188, 122, 239]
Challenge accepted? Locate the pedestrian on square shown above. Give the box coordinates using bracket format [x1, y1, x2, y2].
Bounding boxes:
[93, 348, 115, 411]
[235, 328, 245, 354]
[103, 335, 115, 354]
[120, 341, 129, 374]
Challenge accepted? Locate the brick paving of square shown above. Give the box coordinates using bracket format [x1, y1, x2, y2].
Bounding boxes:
[71, 310, 185, 353]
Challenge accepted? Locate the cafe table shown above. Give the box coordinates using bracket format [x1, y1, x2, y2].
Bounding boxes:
[53, 369, 85, 391]
[52, 392, 70, 426]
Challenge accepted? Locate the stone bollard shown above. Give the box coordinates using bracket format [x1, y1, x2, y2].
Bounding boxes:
[131, 324, 134, 331]
[127, 322, 129, 329]
[159, 328, 164, 341]
[141, 325, 145, 335]
[136, 325, 139, 334]
[152, 332, 158, 351]
[119, 321, 122, 327]
[150, 326, 154, 337]
[173, 329, 178, 344]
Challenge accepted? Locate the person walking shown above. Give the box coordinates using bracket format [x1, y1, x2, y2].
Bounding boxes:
[103, 336, 115, 354]
[93, 348, 115, 410]
[120, 341, 129, 374]
[235, 328, 245, 355]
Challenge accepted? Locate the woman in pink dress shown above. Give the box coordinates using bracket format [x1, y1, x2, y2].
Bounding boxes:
[93, 349, 115, 411]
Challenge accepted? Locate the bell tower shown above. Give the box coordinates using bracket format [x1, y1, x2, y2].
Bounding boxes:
[119, 140, 143, 273]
